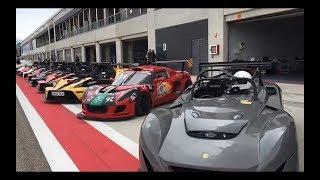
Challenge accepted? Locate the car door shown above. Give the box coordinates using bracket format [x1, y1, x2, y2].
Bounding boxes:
[152, 71, 174, 106]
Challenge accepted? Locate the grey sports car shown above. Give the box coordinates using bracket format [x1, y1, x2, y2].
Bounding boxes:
[139, 64, 298, 172]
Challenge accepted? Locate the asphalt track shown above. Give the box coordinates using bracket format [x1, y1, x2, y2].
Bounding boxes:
[16, 76, 304, 172]
[16, 97, 51, 171]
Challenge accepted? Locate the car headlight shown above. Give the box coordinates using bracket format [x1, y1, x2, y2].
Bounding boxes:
[53, 82, 57, 87]
[130, 92, 137, 102]
[118, 89, 136, 102]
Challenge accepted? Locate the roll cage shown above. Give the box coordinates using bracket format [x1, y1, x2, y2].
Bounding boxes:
[189, 61, 273, 101]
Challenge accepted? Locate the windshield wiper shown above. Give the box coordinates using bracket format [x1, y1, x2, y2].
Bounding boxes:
[120, 72, 136, 85]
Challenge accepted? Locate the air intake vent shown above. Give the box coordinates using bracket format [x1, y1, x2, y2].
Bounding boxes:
[87, 105, 108, 113]
[186, 131, 238, 139]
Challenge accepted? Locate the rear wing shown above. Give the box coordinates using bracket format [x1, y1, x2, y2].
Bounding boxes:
[110, 62, 139, 67]
[152, 59, 193, 72]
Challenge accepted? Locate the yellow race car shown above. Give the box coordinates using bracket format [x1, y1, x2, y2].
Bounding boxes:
[44, 63, 114, 103]
[44, 76, 94, 102]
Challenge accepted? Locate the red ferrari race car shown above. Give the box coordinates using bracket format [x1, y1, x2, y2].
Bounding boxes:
[17, 65, 32, 76]
[77, 61, 192, 120]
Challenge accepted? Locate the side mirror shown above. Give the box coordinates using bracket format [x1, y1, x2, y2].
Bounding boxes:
[266, 86, 277, 96]
[181, 87, 192, 101]
[147, 84, 153, 91]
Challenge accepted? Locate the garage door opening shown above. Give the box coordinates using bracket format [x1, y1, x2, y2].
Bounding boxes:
[64, 49, 71, 62]
[100, 42, 116, 63]
[228, 12, 304, 84]
[122, 37, 148, 65]
[73, 47, 82, 62]
[57, 50, 63, 61]
[85, 45, 96, 62]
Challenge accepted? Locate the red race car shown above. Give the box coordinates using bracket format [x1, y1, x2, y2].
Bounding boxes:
[77, 62, 192, 120]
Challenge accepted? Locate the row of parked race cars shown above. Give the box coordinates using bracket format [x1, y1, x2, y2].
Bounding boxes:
[16, 60, 192, 120]
[16, 60, 299, 171]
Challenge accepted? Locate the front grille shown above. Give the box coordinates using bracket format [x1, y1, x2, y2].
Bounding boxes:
[186, 131, 237, 140]
[87, 104, 108, 113]
[47, 91, 79, 102]
[170, 166, 211, 172]
[27, 75, 33, 81]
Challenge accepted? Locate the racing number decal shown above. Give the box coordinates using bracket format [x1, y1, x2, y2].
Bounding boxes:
[105, 96, 115, 102]
[157, 82, 172, 97]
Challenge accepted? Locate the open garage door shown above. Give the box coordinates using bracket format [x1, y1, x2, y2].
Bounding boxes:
[100, 42, 116, 63]
[73, 47, 82, 62]
[228, 10, 304, 84]
[85, 45, 96, 62]
[57, 50, 63, 61]
[122, 37, 148, 65]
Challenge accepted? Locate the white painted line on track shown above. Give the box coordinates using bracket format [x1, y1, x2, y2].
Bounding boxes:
[62, 104, 139, 159]
[16, 84, 79, 172]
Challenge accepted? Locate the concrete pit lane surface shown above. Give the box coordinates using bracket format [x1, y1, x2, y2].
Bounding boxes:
[16, 77, 304, 171]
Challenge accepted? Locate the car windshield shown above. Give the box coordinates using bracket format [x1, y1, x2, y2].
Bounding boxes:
[111, 71, 153, 86]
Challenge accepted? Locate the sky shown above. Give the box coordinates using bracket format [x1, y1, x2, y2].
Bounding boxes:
[16, 8, 60, 43]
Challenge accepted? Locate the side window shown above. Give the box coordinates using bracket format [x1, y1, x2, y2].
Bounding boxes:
[155, 71, 168, 79]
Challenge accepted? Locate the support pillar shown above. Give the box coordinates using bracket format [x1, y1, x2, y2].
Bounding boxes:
[88, 8, 91, 30]
[78, 14, 80, 29]
[208, 9, 228, 62]
[147, 8, 156, 51]
[54, 49, 57, 61]
[62, 49, 65, 61]
[47, 26, 51, 44]
[83, 11, 85, 28]
[95, 42, 101, 62]
[103, 8, 107, 24]
[96, 8, 99, 25]
[115, 39, 122, 63]
[81, 45, 86, 62]
[71, 48, 74, 62]
[68, 19, 71, 35]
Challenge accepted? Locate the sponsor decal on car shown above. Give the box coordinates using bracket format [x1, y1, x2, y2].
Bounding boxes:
[240, 99, 252, 105]
[157, 82, 172, 97]
[201, 153, 209, 159]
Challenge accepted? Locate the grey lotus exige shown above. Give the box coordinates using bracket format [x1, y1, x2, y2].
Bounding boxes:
[139, 63, 298, 172]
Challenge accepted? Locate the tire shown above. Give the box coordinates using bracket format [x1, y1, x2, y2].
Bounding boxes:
[135, 92, 151, 116]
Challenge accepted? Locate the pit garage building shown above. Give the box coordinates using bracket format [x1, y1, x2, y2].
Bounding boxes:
[20, 8, 304, 83]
